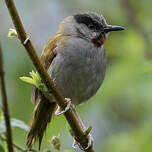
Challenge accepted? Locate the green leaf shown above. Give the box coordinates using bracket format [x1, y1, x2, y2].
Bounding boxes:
[0, 118, 29, 134]
[20, 76, 36, 85]
[10, 118, 29, 131]
[29, 70, 40, 85]
[20, 70, 46, 91]
[29, 70, 38, 80]
[85, 126, 93, 136]
[8, 28, 18, 37]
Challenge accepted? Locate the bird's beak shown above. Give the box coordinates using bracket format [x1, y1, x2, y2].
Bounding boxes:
[104, 25, 125, 33]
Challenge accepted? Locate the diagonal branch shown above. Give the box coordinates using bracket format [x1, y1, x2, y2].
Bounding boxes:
[4, 0, 95, 151]
[0, 44, 14, 152]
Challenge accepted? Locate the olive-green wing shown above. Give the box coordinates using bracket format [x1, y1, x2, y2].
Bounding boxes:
[31, 33, 63, 104]
[41, 34, 60, 70]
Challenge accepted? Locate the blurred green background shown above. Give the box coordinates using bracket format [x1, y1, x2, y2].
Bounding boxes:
[0, 0, 152, 151]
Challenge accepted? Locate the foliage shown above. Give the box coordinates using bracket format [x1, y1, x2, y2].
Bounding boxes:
[85, 126, 92, 136]
[0, 109, 29, 151]
[20, 70, 46, 91]
[8, 28, 18, 38]
[0, 118, 29, 134]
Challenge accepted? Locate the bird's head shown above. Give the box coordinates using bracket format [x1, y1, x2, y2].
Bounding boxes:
[59, 12, 124, 47]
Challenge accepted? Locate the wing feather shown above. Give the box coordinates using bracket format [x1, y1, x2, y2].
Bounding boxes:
[40, 33, 63, 70]
[31, 33, 63, 104]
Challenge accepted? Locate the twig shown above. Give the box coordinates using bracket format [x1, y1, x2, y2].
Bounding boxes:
[120, 0, 152, 58]
[4, 0, 95, 151]
[0, 44, 14, 152]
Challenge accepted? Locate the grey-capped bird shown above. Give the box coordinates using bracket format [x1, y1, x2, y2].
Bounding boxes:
[26, 12, 124, 150]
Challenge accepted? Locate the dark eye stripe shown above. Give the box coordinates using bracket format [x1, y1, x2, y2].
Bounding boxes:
[74, 14, 102, 31]
[74, 14, 94, 26]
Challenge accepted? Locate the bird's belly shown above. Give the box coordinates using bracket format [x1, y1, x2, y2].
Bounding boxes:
[49, 48, 106, 105]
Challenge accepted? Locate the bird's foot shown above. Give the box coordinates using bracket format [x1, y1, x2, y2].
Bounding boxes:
[55, 98, 71, 115]
[72, 134, 93, 151]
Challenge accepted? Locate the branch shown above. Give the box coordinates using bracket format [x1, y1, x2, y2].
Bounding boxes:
[0, 44, 14, 152]
[120, 0, 152, 58]
[4, 0, 95, 151]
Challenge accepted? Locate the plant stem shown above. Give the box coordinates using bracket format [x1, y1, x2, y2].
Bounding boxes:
[4, 0, 95, 151]
[0, 44, 14, 152]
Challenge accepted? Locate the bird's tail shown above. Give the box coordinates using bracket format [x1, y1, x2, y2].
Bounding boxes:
[26, 88, 57, 149]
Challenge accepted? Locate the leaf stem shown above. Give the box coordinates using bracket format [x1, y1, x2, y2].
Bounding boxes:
[0, 44, 14, 152]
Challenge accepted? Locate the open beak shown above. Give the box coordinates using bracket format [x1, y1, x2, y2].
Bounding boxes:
[104, 25, 125, 33]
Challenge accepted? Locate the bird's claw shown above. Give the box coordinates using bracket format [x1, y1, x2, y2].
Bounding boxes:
[72, 139, 77, 149]
[55, 98, 71, 115]
[72, 134, 93, 151]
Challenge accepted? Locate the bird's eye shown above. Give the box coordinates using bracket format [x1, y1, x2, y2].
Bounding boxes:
[96, 25, 101, 31]
[95, 23, 103, 31]
[88, 23, 102, 31]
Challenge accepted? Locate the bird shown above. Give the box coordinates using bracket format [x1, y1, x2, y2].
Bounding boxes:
[26, 12, 124, 150]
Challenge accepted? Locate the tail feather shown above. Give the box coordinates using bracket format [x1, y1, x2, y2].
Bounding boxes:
[26, 94, 56, 149]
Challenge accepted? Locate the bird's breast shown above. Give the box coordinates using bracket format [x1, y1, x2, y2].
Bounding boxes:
[49, 37, 106, 105]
